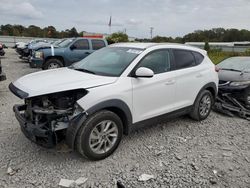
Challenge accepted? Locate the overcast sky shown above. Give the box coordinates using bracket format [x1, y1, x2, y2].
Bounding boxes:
[0, 0, 250, 38]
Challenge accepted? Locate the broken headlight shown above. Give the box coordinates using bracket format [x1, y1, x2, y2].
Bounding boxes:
[230, 81, 250, 87]
[73, 103, 84, 117]
[35, 51, 44, 59]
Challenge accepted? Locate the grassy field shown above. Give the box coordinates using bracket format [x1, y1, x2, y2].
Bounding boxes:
[208, 50, 250, 64]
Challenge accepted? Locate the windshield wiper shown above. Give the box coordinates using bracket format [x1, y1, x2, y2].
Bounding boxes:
[220, 68, 242, 72]
[73, 68, 96, 74]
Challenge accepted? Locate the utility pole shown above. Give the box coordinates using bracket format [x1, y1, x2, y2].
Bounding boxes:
[150, 27, 154, 39]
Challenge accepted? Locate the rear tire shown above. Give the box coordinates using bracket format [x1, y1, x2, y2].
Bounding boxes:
[76, 110, 123, 160]
[43, 58, 63, 70]
[189, 90, 213, 121]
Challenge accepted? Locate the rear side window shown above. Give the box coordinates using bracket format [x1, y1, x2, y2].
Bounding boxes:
[192, 51, 204, 65]
[91, 40, 106, 50]
[173, 50, 196, 69]
[74, 39, 89, 50]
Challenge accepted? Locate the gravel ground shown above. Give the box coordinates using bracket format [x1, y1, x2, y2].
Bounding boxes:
[0, 49, 250, 188]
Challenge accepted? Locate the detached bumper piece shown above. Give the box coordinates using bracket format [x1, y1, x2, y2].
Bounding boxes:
[0, 72, 6, 81]
[0, 62, 6, 81]
[13, 105, 56, 148]
[214, 92, 250, 121]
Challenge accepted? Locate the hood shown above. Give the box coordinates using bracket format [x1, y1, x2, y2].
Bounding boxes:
[31, 42, 49, 50]
[219, 70, 250, 82]
[12, 68, 118, 98]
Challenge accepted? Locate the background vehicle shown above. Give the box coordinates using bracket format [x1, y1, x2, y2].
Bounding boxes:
[30, 37, 108, 69]
[0, 59, 6, 81]
[10, 43, 218, 160]
[0, 43, 5, 56]
[16, 39, 47, 59]
[216, 56, 250, 106]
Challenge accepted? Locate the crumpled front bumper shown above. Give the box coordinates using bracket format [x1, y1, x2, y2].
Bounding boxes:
[30, 57, 44, 68]
[13, 104, 55, 148]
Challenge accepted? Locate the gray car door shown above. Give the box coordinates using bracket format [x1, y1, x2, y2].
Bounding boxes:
[67, 39, 92, 65]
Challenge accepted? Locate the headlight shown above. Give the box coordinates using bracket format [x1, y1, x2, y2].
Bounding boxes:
[229, 81, 250, 86]
[73, 103, 84, 116]
[35, 51, 44, 59]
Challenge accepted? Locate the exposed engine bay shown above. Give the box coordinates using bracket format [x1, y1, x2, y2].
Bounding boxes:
[18, 89, 87, 147]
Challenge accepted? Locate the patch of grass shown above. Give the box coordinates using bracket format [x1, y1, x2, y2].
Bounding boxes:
[208, 49, 250, 64]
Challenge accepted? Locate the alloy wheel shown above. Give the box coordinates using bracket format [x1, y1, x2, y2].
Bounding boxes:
[89, 120, 118, 154]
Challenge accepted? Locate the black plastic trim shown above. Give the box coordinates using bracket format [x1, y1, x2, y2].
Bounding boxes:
[86, 99, 133, 134]
[130, 106, 193, 133]
[9, 83, 29, 99]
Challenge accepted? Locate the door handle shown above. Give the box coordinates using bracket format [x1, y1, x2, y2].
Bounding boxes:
[165, 80, 175, 85]
[85, 52, 91, 55]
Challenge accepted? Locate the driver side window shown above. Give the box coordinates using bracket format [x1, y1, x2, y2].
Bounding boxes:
[73, 39, 89, 50]
[137, 50, 171, 74]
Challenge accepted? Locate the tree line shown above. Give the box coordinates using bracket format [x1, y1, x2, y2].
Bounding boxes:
[137, 28, 250, 43]
[1, 24, 250, 43]
[0, 24, 81, 38]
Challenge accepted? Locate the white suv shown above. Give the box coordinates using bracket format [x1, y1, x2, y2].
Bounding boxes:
[10, 43, 218, 160]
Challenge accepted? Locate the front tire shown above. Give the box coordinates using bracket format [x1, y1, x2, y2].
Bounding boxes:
[190, 90, 213, 121]
[76, 110, 123, 160]
[43, 58, 63, 70]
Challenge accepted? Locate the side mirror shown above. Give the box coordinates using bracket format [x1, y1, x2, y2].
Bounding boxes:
[70, 45, 76, 50]
[135, 67, 154, 78]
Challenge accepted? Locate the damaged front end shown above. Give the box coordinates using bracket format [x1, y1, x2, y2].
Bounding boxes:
[12, 88, 87, 148]
[214, 81, 250, 120]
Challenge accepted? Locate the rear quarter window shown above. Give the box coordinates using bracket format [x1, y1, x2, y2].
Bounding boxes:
[192, 51, 204, 65]
[91, 40, 106, 50]
[173, 49, 196, 69]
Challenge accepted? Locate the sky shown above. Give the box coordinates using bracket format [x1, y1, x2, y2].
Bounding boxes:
[0, 0, 250, 38]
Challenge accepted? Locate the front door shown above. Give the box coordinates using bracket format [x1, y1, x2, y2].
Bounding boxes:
[68, 39, 92, 65]
[132, 49, 176, 123]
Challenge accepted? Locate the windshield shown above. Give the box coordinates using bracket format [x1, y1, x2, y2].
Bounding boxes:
[72, 47, 143, 76]
[217, 57, 250, 71]
[58, 38, 74, 47]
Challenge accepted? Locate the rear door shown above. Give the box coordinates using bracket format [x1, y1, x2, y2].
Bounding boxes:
[172, 49, 206, 108]
[132, 49, 176, 123]
[90, 39, 106, 51]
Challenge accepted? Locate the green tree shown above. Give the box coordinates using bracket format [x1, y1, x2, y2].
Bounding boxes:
[204, 41, 210, 52]
[106, 32, 128, 44]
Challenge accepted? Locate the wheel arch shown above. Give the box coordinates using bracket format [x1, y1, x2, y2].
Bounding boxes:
[66, 99, 132, 149]
[86, 99, 132, 135]
[195, 82, 217, 104]
[44, 56, 65, 67]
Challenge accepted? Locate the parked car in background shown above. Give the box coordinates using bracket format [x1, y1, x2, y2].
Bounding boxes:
[216, 56, 250, 106]
[30, 37, 108, 69]
[10, 43, 218, 160]
[0, 43, 5, 56]
[28, 39, 66, 65]
[0, 59, 6, 81]
[16, 39, 47, 59]
[14, 42, 27, 49]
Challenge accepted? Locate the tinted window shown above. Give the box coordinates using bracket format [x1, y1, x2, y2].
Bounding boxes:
[192, 51, 204, 65]
[74, 39, 89, 50]
[92, 40, 105, 50]
[173, 50, 196, 69]
[138, 50, 171, 74]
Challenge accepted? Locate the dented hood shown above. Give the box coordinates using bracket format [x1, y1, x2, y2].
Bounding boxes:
[11, 68, 118, 98]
